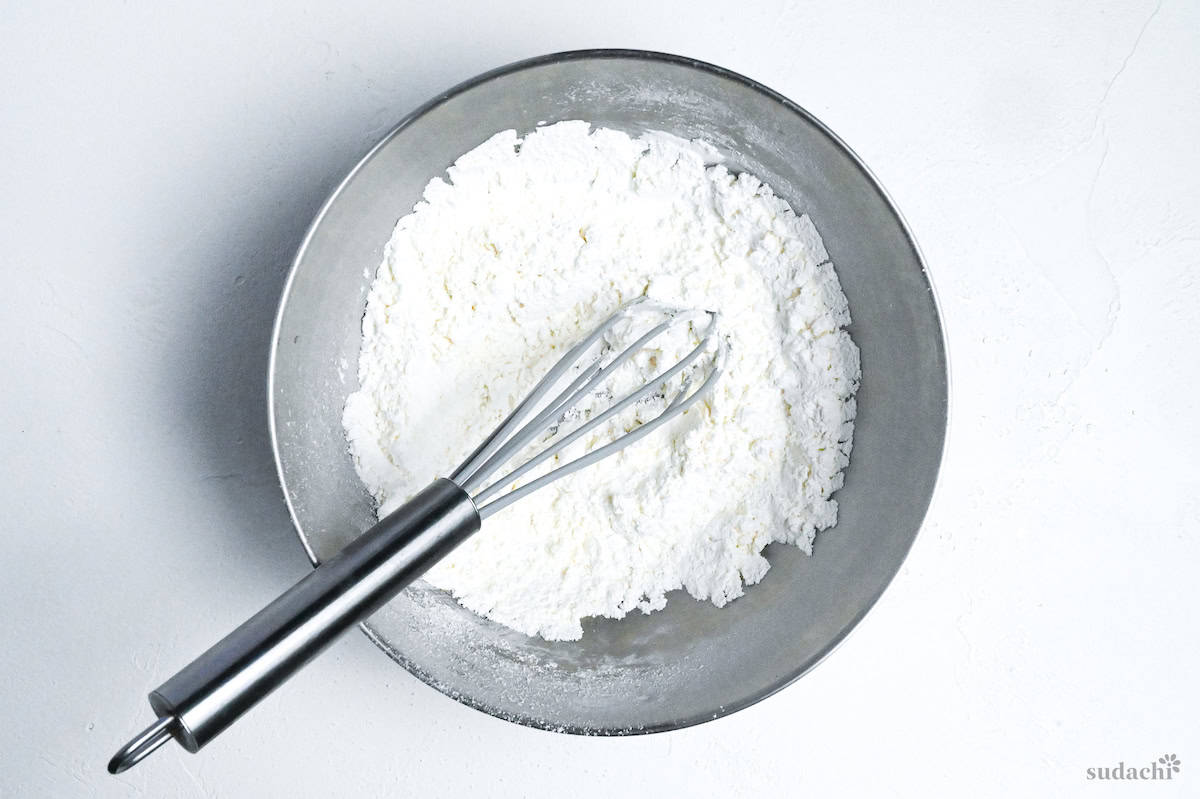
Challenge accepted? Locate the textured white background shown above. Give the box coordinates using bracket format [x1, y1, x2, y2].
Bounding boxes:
[2, 1, 1198, 796]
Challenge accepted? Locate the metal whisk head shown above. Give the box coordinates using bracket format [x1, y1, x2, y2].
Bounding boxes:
[450, 297, 727, 519]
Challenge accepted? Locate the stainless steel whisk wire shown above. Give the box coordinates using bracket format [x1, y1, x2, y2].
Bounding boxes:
[109, 297, 726, 774]
[454, 297, 726, 518]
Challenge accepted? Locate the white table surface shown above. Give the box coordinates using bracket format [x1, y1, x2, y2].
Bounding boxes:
[3, 1, 1197, 796]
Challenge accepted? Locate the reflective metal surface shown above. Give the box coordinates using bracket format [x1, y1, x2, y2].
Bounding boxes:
[269, 49, 949, 734]
[109, 479, 479, 772]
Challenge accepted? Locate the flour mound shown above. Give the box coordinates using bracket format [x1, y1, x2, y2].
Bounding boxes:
[343, 121, 860, 641]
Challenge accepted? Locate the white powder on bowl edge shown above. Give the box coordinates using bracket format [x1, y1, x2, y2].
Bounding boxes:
[342, 120, 860, 641]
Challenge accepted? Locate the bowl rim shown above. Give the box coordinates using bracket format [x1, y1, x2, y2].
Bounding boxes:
[267, 47, 951, 736]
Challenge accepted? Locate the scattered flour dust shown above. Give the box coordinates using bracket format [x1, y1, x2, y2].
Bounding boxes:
[342, 121, 860, 641]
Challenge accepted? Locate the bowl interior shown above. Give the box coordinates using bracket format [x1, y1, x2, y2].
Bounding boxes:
[270, 51, 947, 732]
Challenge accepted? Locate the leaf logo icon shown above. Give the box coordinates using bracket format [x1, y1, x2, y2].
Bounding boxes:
[1157, 754, 1181, 773]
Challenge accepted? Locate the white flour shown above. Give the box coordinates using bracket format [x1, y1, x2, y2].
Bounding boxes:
[343, 121, 860, 641]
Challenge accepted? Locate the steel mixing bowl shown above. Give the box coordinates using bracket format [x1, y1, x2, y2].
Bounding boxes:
[269, 49, 948, 733]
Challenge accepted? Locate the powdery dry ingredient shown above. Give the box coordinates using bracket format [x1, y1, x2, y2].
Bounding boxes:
[343, 121, 860, 641]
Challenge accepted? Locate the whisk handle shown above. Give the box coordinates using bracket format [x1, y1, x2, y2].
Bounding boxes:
[110, 478, 478, 772]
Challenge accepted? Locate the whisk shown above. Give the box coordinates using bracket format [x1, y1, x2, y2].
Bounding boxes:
[109, 297, 726, 773]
